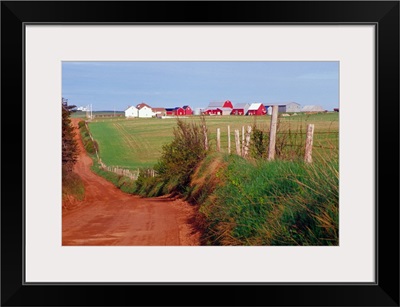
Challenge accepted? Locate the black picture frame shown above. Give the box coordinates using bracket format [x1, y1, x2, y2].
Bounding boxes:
[1, 1, 399, 306]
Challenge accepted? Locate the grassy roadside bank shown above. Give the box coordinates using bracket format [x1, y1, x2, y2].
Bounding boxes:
[133, 118, 339, 246]
[189, 153, 338, 245]
[80, 118, 339, 246]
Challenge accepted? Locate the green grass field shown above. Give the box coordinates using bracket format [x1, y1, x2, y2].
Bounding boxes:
[88, 113, 339, 170]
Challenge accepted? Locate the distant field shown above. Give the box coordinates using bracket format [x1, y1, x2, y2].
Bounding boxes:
[71, 111, 124, 118]
[88, 113, 339, 170]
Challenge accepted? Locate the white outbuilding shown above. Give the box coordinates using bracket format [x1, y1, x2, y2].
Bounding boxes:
[265, 102, 302, 113]
[125, 106, 138, 118]
[301, 105, 325, 113]
[138, 105, 155, 118]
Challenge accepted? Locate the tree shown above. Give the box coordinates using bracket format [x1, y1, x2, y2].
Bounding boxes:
[62, 98, 78, 171]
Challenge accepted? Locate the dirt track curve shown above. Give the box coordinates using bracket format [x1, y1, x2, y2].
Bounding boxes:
[62, 119, 201, 246]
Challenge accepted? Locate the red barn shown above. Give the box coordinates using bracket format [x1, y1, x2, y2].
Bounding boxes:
[222, 100, 233, 108]
[231, 103, 250, 116]
[165, 107, 185, 116]
[247, 103, 267, 116]
[203, 108, 222, 115]
[165, 108, 175, 115]
[206, 100, 233, 115]
[207, 100, 234, 110]
[183, 105, 193, 115]
[174, 107, 185, 116]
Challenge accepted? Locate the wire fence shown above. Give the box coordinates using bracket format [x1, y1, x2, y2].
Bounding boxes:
[210, 123, 339, 162]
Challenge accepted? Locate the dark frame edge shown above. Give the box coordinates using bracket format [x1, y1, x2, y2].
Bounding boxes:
[1, 2, 25, 306]
[376, 2, 400, 305]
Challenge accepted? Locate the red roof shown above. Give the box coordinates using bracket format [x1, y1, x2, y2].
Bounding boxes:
[136, 103, 152, 109]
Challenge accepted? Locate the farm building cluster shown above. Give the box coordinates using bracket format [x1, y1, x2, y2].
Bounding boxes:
[124, 103, 193, 118]
[124, 100, 326, 118]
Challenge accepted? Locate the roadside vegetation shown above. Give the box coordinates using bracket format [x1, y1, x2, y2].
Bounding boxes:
[62, 170, 85, 203]
[130, 115, 339, 246]
[134, 117, 207, 197]
[190, 153, 338, 245]
[78, 121, 98, 155]
[82, 113, 339, 245]
[62, 99, 84, 205]
[91, 159, 136, 194]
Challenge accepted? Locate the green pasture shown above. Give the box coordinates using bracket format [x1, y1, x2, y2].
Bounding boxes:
[88, 112, 339, 170]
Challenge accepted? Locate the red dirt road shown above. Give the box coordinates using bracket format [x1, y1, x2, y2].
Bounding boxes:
[62, 119, 201, 246]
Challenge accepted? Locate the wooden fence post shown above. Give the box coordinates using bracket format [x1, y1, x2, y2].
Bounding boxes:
[203, 124, 209, 151]
[227, 125, 231, 154]
[268, 105, 279, 160]
[304, 124, 315, 163]
[217, 128, 221, 152]
[234, 129, 241, 155]
[242, 126, 245, 156]
[243, 126, 252, 157]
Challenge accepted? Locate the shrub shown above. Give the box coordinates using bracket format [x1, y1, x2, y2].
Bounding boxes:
[78, 120, 86, 129]
[250, 125, 268, 159]
[153, 117, 208, 195]
[62, 102, 78, 171]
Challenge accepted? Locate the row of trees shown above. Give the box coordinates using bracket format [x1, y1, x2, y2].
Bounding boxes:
[62, 98, 79, 172]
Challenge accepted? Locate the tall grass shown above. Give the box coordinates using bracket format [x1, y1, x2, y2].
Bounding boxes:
[62, 166, 85, 203]
[195, 154, 338, 246]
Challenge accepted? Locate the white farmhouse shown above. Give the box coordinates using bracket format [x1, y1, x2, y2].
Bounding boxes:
[138, 106, 155, 118]
[125, 106, 138, 118]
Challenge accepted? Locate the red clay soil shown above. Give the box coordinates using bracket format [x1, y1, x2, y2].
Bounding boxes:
[62, 119, 201, 246]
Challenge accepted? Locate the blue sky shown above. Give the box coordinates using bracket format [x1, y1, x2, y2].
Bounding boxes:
[62, 61, 339, 111]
